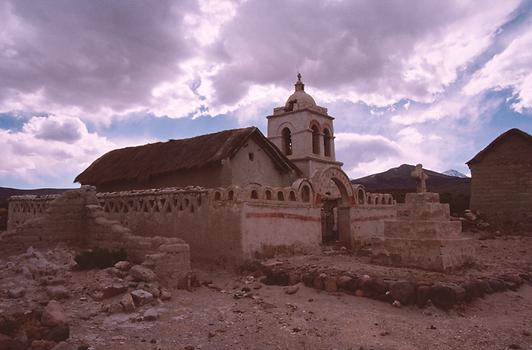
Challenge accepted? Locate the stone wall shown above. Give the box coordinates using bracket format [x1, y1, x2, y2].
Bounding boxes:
[469, 134, 532, 230]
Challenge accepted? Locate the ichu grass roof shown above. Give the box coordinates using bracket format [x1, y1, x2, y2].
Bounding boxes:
[75, 127, 300, 186]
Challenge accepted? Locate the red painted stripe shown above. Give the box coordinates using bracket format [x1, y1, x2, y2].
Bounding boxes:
[351, 215, 395, 223]
[246, 212, 321, 222]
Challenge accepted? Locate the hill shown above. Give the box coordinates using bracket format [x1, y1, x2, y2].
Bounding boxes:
[352, 164, 471, 214]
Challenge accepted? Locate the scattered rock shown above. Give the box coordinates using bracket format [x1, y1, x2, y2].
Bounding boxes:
[114, 261, 132, 271]
[7, 287, 26, 299]
[160, 288, 172, 301]
[129, 265, 157, 282]
[285, 285, 299, 295]
[41, 300, 67, 327]
[46, 286, 70, 300]
[100, 283, 128, 299]
[120, 293, 136, 312]
[130, 290, 154, 306]
[143, 308, 159, 321]
[392, 300, 401, 308]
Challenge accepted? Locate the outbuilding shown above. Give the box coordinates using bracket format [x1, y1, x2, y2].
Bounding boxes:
[466, 128, 532, 230]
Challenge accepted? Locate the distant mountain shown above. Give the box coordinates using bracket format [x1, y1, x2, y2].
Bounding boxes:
[0, 187, 69, 208]
[443, 169, 469, 178]
[352, 164, 470, 196]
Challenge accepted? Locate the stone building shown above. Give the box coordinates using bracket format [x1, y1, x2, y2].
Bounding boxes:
[467, 128, 532, 229]
[75, 127, 300, 192]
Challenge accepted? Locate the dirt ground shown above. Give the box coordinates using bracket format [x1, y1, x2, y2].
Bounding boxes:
[1, 235, 531, 350]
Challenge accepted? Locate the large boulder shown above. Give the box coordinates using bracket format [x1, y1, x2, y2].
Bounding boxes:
[41, 301, 67, 327]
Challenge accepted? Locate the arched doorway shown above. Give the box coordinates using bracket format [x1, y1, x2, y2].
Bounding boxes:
[310, 167, 353, 246]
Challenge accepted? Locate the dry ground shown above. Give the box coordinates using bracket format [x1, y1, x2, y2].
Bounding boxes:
[1, 235, 531, 350]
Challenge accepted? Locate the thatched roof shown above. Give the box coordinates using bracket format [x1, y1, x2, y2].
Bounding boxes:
[75, 127, 300, 186]
[466, 128, 532, 166]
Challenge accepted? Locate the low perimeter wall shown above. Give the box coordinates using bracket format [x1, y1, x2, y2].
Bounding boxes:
[7, 183, 396, 262]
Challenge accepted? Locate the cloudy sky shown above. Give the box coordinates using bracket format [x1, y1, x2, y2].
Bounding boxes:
[0, 0, 531, 189]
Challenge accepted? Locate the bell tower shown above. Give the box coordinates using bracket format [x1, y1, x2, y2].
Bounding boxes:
[267, 74, 342, 178]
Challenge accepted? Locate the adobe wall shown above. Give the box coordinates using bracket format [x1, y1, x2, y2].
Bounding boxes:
[469, 135, 532, 229]
[2, 187, 191, 285]
[222, 137, 297, 187]
[7, 195, 59, 231]
[98, 187, 243, 262]
[241, 203, 321, 259]
[7, 177, 397, 262]
[96, 183, 320, 263]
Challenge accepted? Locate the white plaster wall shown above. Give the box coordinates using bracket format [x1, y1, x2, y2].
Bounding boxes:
[350, 205, 397, 246]
[240, 202, 322, 259]
[226, 138, 295, 187]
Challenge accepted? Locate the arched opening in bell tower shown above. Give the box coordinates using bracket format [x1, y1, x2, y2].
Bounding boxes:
[311, 125, 320, 155]
[282, 127, 292, 155]
[323, 128, 332, 157]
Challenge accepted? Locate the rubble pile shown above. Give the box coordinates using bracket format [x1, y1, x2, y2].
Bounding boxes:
[460, 209, 492, 233]
[0, 246, 188, 350]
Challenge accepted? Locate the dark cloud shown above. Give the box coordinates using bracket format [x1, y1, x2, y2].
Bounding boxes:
[32, 116, 84, 143]
[0, 0, 198, 112]
[208, 0, 466, 105]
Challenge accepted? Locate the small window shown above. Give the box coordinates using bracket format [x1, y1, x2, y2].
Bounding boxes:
[251, 190, 258, 199]
[358, 190, 365, 204]
[265, 190, 272, 200]
[277, 191, 285, 201]
[214, 192, 221, 201]
[228, 191, 234, 200]
[301, 186, 310, 202]
[248, 152, 254, 161]
[289, 191, 296, 201]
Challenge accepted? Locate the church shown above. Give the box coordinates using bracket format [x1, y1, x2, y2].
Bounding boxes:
[75, 74, 343, 192]
[6, 75, 474, 272]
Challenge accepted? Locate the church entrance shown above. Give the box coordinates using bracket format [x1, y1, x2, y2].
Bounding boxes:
[311, 166, 354, 247]
[319, 177, 351, 246]
[322, 198, 339, 243]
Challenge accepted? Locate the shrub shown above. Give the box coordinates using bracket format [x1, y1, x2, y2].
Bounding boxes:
[74, 247, 127, 270]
